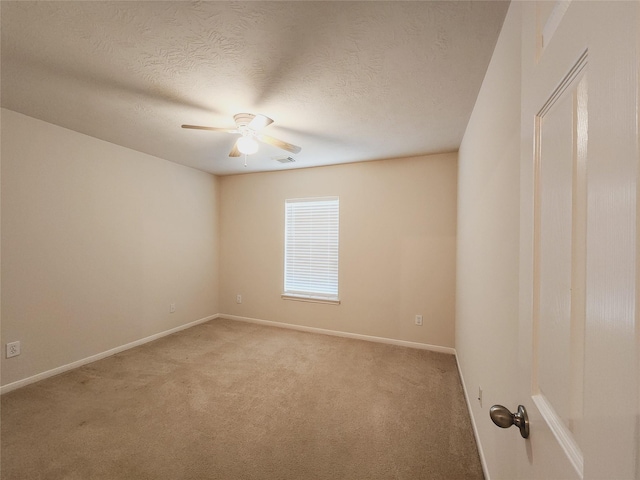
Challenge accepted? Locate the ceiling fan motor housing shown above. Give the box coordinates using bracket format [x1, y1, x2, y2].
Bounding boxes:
[233, 113, 255, 127]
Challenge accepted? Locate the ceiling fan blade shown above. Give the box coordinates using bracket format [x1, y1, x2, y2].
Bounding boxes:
[182, 124, 239, 133]
[257, 134, 302, 154]
[247, 114, 274, 132]
[229, 140, 241, 157]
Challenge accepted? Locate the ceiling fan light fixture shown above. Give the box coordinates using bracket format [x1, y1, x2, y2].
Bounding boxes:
[237, 136, 258, 155]
[183, 113, 301, 158]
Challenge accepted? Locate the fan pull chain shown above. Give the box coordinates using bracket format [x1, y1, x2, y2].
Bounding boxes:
[244, 154, 248, 167]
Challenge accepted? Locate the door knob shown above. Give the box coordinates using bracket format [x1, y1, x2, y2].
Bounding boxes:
[490, 404, 529, 438]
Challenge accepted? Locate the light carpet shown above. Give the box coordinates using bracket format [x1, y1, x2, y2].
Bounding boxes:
[1, 318, 483, 479]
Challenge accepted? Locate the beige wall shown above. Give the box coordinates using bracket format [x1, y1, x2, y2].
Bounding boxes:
[219, 154, 457, 347]
[456, 3, 521, 479]
[1, 111, 456, 388]
[1, 109, 220, 386]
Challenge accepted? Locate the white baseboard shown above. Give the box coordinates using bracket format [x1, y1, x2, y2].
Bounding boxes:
[2, 313, 455, 395]
[219, 313, 456, 355]
[0, 314, 219, 395]
[455, 354, 490, 480]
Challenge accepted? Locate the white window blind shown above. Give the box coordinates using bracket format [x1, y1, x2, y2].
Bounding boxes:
[284, 197, 339, 301]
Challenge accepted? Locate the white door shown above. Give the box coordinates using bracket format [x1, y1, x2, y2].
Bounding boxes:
[518, 1, 639, 479]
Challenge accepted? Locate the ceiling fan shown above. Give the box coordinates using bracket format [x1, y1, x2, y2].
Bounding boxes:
[182, 113, 302, 158]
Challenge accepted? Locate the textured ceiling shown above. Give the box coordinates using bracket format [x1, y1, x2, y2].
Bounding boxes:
[1, 1, 508, 175]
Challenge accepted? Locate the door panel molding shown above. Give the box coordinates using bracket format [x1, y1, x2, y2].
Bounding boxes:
[532, 49, 588, 479]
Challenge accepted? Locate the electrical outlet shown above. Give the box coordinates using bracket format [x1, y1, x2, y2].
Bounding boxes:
[170, 303, 176, 313]
[6, 341, 21, 358]
[236, 294, 242, 304]
[478, 387, 483, 407]
[415, 315, 423, 326]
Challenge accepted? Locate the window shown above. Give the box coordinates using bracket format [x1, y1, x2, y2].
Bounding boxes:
[283, 197, 339, 303]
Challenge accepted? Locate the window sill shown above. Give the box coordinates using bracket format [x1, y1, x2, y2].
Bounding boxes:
[281, 294, 341, 305]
